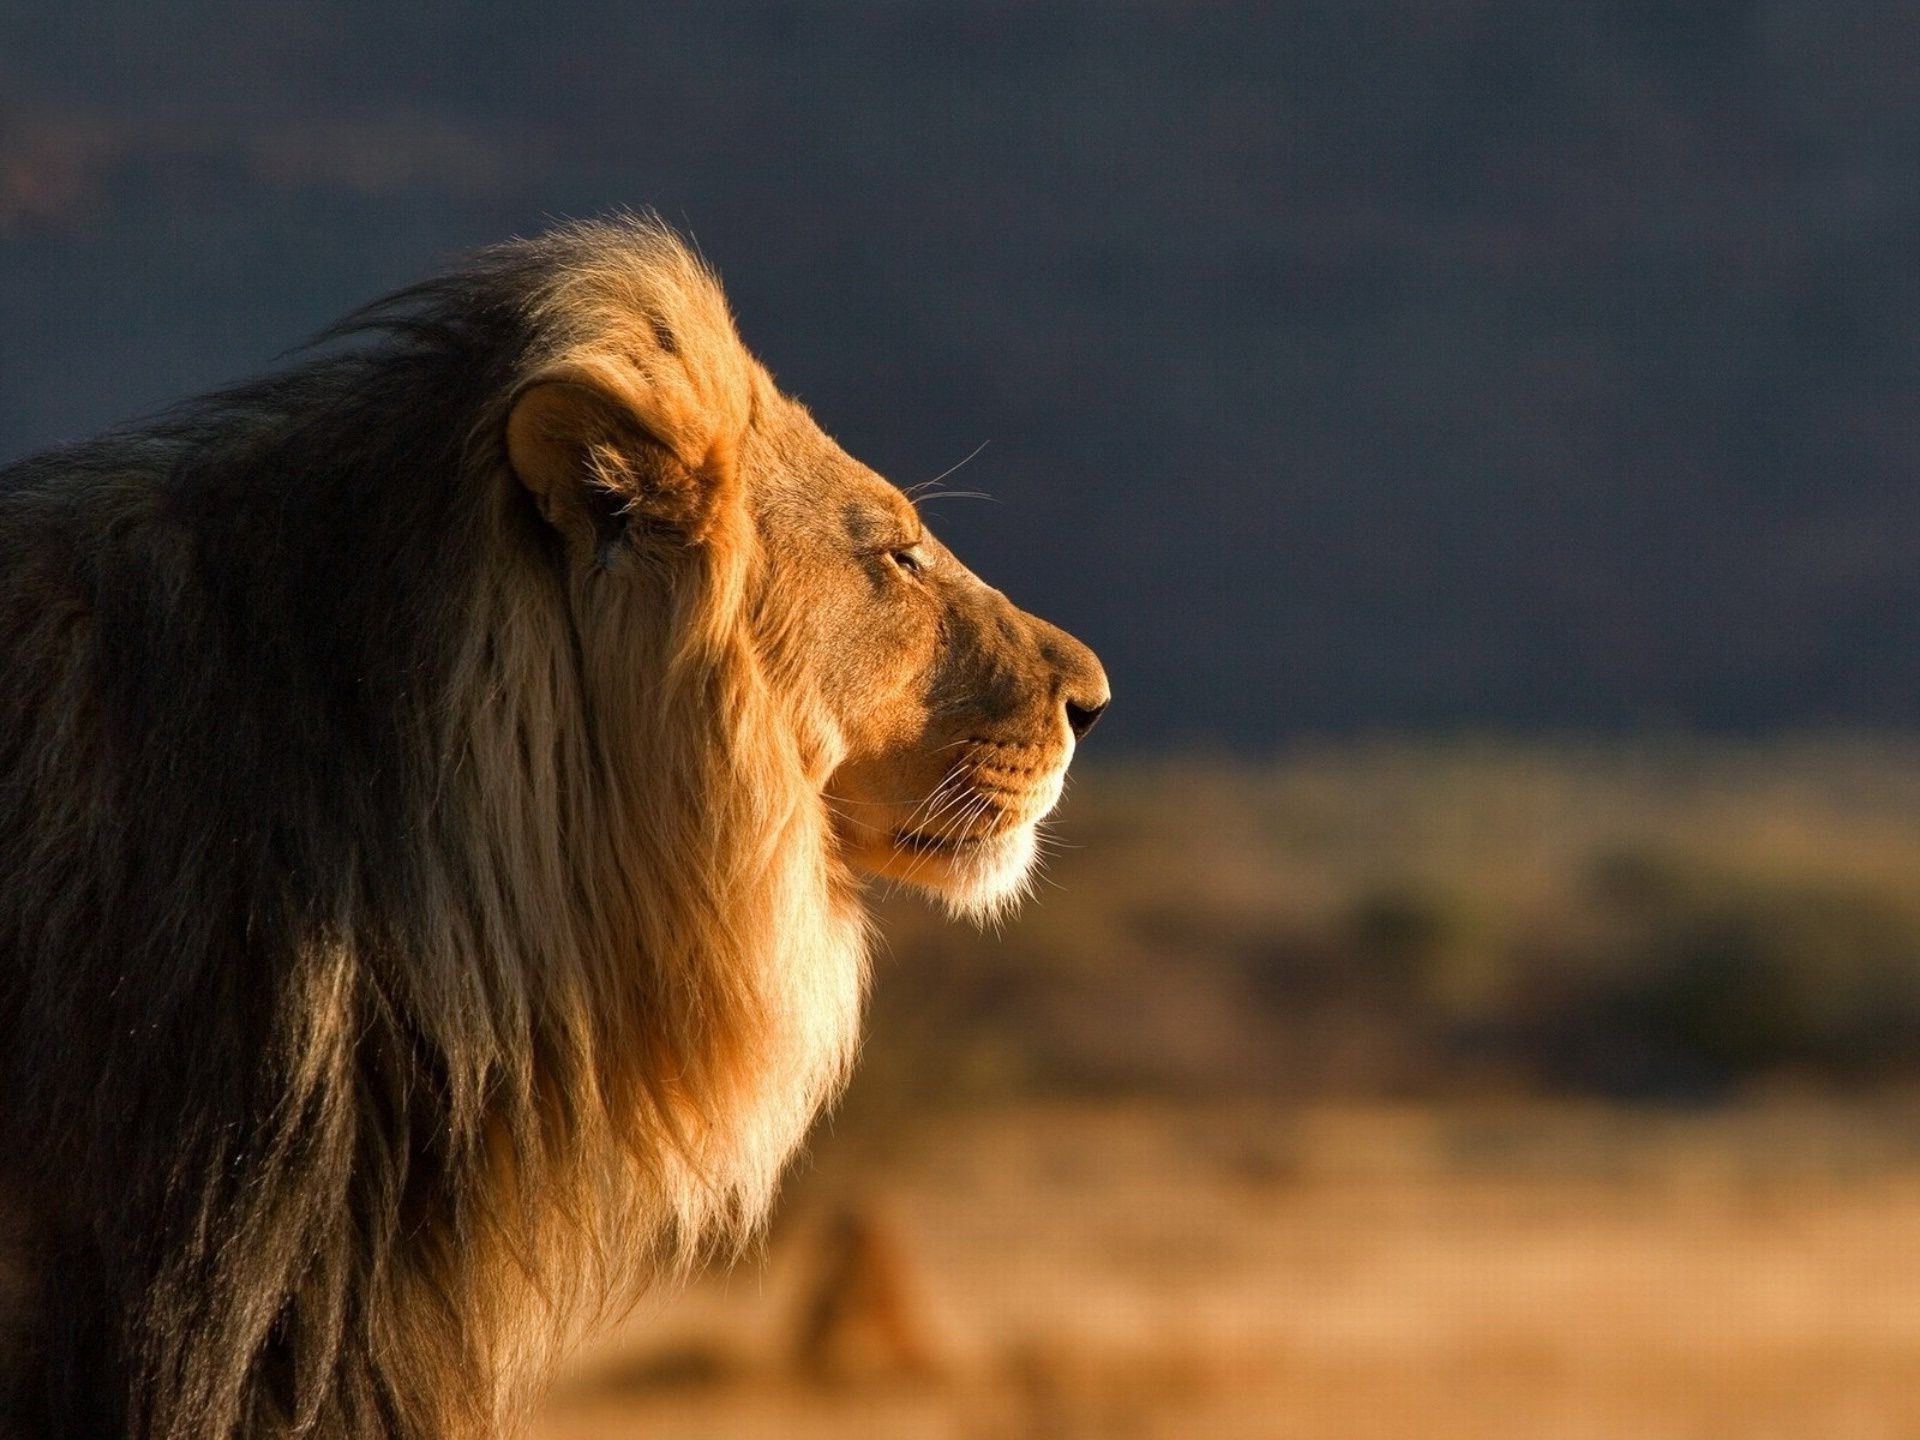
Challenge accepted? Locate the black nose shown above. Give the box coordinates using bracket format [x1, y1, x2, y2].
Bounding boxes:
[1065, 697, 1108, 740]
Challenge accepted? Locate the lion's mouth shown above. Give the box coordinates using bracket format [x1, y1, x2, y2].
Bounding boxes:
[892, 827, 1003, 857]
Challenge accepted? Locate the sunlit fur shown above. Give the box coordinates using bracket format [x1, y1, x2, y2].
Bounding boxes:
[0, 216, 1104, 1440]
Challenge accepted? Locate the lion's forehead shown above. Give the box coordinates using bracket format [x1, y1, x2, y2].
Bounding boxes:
[743, 404, 911, 532]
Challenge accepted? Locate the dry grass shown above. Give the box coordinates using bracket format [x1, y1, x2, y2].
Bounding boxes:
[532, 1101, 1920, 1440]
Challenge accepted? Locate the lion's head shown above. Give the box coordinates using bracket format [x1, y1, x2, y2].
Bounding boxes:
[746, 389, 1109, 916]
[0, 217, 1105, 1439]
[504, 230, 1108, 920]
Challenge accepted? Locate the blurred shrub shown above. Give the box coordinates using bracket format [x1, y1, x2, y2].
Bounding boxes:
[1534, 847, 1920, 1092]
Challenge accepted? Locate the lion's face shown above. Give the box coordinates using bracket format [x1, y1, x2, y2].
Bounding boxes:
[741, 386, 1109, 917]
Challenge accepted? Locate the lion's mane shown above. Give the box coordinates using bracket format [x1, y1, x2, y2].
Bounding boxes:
[0, 220, 866, 1438]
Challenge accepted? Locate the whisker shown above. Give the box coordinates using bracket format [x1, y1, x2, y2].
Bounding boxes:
[898, 770, 976, 838]
[822, 789, 945, 811]
[892, 782, 960, 843]
[894, 798, 971, 887]
[905, 440, 991, 497]
[896, 792, 995, 888]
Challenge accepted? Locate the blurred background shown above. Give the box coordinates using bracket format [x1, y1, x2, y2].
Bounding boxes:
[8, 4, 1920, 1436]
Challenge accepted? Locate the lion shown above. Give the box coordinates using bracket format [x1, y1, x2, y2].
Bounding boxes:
[0, 216, 1107, 1439]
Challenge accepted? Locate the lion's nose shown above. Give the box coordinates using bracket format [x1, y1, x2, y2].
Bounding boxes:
[1065, 696, 1108, 740]
[1029, 615, 1109, 743]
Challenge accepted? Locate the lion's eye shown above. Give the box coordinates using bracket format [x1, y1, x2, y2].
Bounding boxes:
[889, 545, 926, 576]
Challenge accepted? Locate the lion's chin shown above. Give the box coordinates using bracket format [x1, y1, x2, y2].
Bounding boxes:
[854, 823, 1041, 924]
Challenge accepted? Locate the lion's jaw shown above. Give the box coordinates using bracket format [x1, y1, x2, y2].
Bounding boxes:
[826, 734, 1074, 922]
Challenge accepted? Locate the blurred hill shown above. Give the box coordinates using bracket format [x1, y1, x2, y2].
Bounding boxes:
[852, 738, 1920, 1109]
[5, 3, 1920, 743]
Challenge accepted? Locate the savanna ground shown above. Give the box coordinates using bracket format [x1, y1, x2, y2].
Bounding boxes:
[534, 742, 1920, 1439]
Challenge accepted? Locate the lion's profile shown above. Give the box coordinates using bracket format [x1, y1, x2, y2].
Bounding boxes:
[0, 218, 1107, 1439]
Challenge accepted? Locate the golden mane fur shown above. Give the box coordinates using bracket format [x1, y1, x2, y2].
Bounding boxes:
[0, 221, 870, 1438]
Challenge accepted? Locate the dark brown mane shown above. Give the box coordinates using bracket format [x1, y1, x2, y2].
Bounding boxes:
[0, 218, 866, 1439]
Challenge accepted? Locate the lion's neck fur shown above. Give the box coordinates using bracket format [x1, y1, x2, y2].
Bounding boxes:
[355, 496, 868, 1435]
[0, 234, 868, 1439]
[383, 519, 865, 1435]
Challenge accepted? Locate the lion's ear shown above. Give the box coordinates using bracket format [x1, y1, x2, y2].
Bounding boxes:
[506, 373, 719, 540]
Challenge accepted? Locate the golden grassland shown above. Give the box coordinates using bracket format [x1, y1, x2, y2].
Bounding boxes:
[533, 741, 1920, 1438]
[534, 1101, 1920, 1440]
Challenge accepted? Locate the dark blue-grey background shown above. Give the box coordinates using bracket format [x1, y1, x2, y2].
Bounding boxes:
[4, 3, 1918, 747]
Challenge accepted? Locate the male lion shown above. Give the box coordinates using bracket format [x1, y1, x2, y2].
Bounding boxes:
[0, 218, 1107, 1439]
